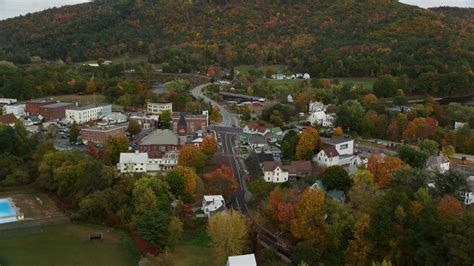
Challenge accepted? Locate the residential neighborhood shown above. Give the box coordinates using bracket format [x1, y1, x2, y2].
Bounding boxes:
[0, 1, 473, 265]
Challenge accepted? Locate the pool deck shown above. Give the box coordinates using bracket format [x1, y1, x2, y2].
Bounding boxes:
[0, 198, 23, 224]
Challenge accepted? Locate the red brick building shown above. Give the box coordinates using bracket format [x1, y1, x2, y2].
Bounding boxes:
[81, 124, 126, 145]
[26, 99, 56, 115]
[171, 113, 208, 134]
[138, 129, 182, 158]
[38, 102, 75, 121]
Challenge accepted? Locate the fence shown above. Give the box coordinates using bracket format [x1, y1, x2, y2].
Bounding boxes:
[0, 215, 69, 238]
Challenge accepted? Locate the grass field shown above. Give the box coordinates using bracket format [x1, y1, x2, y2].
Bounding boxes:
[169, 224, 212, 266]
[52, 94, 107, 105]
[236, 65, 286, 75]
[0, 187, 62, 219]
[337, 78, 375, 89]
[0, 223, 139, 266]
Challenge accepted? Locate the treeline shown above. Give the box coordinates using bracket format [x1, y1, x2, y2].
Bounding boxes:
[0, 1, 472, 96]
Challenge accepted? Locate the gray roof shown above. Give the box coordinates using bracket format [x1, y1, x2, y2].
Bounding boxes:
[425, 155, 449, 167]
[140, 129, 179, 145]
[326, 136, 353, 145]
[248, 134, 267, 144]
[69, 104, 111, 111]
[42, 102, 74, 108]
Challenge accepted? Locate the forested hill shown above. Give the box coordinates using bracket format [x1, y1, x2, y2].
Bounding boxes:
[0, 1, 473, 86]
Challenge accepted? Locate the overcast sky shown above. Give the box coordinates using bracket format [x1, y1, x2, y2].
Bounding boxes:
[0, 0, 473, 20]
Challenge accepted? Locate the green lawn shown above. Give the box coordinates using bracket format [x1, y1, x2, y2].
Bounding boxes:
[52, 94, 107, 105]
[169, 225, 212, 266]
[0, 223, 139, 266]
[337, 78, 375, 89]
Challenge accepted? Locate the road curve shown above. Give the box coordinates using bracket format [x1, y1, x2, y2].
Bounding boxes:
[191, 83, 239, 127]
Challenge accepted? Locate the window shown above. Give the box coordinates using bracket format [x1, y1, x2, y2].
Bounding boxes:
[340, 144, 348, 150]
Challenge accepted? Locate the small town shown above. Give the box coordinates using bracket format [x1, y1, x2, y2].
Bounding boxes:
[0, 1, 473, 266]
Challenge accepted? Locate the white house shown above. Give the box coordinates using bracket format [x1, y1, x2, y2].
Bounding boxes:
[313, 136, 363, 172]
[425, 155, 450, 174]
[271, 74, 285, 80]
[303, 73, 311, 80]
[118, 151, 179, 173]
[202, 195, 225, 217]
[102, 112, 127, 124]
[262, 161, 289, 183]
[287, 94, 293, 103]
[3, 103, 26, 118]
[117, 152, 148, 173]
[464, 176, 474, 205]
[454, 122, 467, 130]
[226, 254, 257, 266]
[326, 136, 354, 156]
[66, 104, 112, 124]
[314, 146, 340, 167]
[308, 111, 333, 128]
[308, 101, 327, 113]
[147, 102, 173, 115]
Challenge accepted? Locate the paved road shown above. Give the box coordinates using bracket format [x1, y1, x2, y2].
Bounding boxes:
[212, 125, 292, 261]
[191, 83, 240, 127]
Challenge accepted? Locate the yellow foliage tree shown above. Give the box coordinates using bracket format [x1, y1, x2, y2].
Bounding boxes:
[291, 188, 328, 246]
[201, 136, 218, 156]
[345, 213, 372, 264]
[208, 211, 248, 266]
[334, 127, 344, 137]
[296, 127, 321, 160]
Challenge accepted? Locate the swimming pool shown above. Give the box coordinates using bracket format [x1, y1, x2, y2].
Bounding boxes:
[0, 198, 19, 224]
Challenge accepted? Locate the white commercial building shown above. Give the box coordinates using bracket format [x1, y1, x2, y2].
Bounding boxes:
[202, 195, 225, 217]
[147, 102, 173, 115]
[3, 103, 26, 118]
[102, 112, 127, 124]
[226, 254, 257, 266]
[65, 104, 112, 124]
[0, 98, 17, 105]
[117, 151, 179, 173]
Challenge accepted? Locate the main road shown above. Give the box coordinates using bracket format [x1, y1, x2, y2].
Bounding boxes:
[191, 83, 240, 127]
[192, 82, 292, 261]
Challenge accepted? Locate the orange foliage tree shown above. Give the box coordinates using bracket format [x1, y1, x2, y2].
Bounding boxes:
[178, 144, 208, 171]
[334, 127, 344, 137]
[367, 154, 405, 188]
[296, 127, 321, 160]
[268, 187, 297, 232]
[437, 195, 462, 217]
[201, 136, 218, 156]
[205, 165, 237, 200]
[402, 117, 437, 143]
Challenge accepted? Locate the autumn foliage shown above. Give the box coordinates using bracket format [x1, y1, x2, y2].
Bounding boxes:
[367, 154, 405, 188]
[296, 127, 321, 160]
[201, 136, 218, 156]
[268, 187, 297, 231]
[291, 188, 328, 246]
[205, 165, 237, 200]
[402, 117, 438, 143]
[437, 195, 462, 217]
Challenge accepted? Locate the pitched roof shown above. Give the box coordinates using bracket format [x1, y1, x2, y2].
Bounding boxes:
[0, 114, 17, 125]
[425, 155, 449, 167]
[262, 161, 284, 172]
[140, 129, 179, 145]
[178, 114, 187, 127]
[119, 152, 148, 164]
[248, 134, 266, 144]
[290, 161, 312, 172]
[322, 146, 339, 157]
[256, 152, 274, 163]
